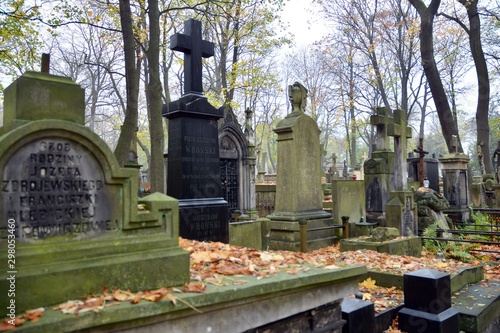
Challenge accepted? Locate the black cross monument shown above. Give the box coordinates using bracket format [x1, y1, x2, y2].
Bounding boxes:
[162, 19, 228, 243]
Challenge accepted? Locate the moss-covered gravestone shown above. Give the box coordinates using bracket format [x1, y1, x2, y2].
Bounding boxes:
[0, 71, 189, 316]
[266, 82, 335, 251]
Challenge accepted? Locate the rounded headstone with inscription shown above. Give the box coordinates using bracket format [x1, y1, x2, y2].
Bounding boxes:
[3, 137, 116, 240]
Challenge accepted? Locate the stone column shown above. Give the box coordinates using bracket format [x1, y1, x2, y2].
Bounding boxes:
[364, 107, 394, 223]
[439, 150, 471, 223]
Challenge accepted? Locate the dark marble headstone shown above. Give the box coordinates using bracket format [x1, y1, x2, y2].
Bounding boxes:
[2, 138, 116, 240]
[398, 269, 459, 333]
[341, 298, 375, 333]
[407, 156, 440, 192]
[163, 19, 228, 242]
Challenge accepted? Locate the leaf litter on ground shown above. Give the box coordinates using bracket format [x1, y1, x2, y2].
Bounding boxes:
[2, 237, 498, 331]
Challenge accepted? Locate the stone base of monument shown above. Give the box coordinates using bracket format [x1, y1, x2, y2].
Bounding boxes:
[13, 264, 366, 333]
[5, 234, 189, 314]
[444, 207, 472, 224]
[267, 215, 340, 252]
[229, 220, 263, 249]
[0, 193, 190, 315]
[178, 198, 229, 243]
[339, 236, 422, 257]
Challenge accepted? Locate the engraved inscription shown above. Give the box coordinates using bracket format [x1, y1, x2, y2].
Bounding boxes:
[2, 138, 118, 240]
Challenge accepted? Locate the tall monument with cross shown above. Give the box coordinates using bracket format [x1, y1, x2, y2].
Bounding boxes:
[162, 19, 228, 242]
[363, 107, 395, 224]
[385, 109, 417, 236]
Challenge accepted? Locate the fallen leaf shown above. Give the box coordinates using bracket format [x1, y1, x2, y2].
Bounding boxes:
[360, 277, 377, 290]
[232, 279, 248, 285]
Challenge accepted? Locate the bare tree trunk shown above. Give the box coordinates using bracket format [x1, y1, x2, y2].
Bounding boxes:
[409, 0, 464, 153]
[147, 0, 165, 193]
[459, 0, 492, 173]
[114, 0, 139, 166]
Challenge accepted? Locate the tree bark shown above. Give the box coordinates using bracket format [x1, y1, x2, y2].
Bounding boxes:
[147, 0, 165, 193]
[409, 0, 463, 153]
[114, 0, 139, 166]
[459, 0, 492, 173]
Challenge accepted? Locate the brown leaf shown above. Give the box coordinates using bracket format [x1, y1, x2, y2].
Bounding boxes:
[183, 282, 206, 293]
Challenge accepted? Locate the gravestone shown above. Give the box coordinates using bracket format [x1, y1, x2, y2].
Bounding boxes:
[0, 70, 188, 315]
[163, 19, 228, 242]
[408, 152, 440, 193]
[439, 135, 470, 223]
[266, 82, 335, 251]
[398, 269, 459, 333]
[364, 107, 395, 223]
[385, 109, 417, 236]
[341, 298, 375, 333]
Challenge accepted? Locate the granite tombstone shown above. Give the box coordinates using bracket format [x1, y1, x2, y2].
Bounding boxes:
[163, 19, 228, 242]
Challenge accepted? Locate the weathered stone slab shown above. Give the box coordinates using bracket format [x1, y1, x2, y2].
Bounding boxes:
[340, 236, 422, 257]
[9, 265, 367, 333]
[453, 281, 500, 333]
[366, 265, 483, 294]
[229, 220, 262, 249]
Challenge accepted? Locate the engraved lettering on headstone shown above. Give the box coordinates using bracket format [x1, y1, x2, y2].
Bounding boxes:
[2, 138, 116, 240]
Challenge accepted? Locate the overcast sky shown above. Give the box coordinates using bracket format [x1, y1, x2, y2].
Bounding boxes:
[281, 0, 326, 46]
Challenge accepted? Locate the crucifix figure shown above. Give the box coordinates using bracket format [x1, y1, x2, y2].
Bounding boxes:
[413, 137, 429, 187]
[170, 19, 214, 95]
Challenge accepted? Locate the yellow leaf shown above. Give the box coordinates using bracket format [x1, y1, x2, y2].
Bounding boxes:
[436, 261, 448, 268]
[362, 292, 372, 300]
[360, 277, 377, 289]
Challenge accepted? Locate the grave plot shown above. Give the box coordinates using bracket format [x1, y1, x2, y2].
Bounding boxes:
[4, 240, 498, 332]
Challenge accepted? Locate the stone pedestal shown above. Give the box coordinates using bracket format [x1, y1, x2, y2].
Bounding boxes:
[364, 151, 394, 224]
[355, 221, 377, 237]
[439, 153, 470, 223]
[399, 269, 459, 333]
[267, 111, 335, 251]
[341, 298, 375, 333]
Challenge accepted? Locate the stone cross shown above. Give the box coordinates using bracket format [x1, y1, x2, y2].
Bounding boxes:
[170, 19, 214, 95]
[370, 107, 392, 151]
[413, 137, 429, 187]
[41, 53, 50, 73]
[388, 109, 412, 190]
